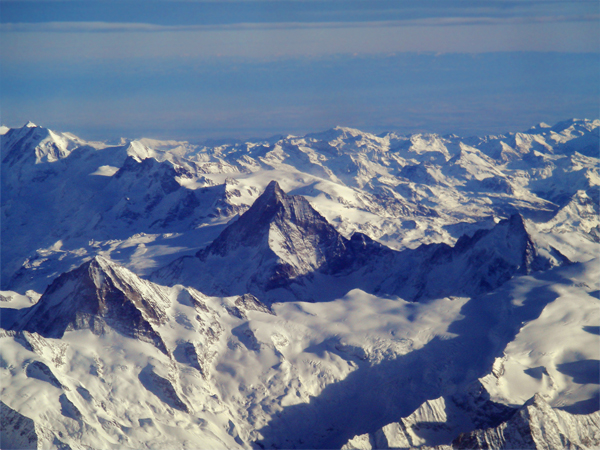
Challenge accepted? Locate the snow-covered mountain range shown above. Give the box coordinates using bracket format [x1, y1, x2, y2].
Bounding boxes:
[1, 119, 598, 449]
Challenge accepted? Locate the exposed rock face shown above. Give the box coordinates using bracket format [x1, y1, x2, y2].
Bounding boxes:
[0, 401, 39, 450]
[231, 294, 275, 319]
[96, 156, 247, 230]
[152, 180, 392, 299]
[154, 182, 565, 303]
[381, 213, 568, 301]
[3, 119, 598, 296]
[169, 289, 225, 379]
[173, 329, 222, 380]
[540, 189, 600, 236]
[59, 393, 83, 422]
[138, 364, 190, 413]
[0, 120, 597, 450]
[452, 394, 600, 450]
[343, 394, 600, 450]
[1, 122, 77, 167]
[25, 360, 64, 389]
[18, 256, 171, 353]
[342, 386, 516, 450]
[195, 180, 353, 288]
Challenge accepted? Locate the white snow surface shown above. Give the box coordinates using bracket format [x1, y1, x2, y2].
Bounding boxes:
[342, 259, 600, 449]
[1, 118, 599, 449]
[2, 258, 598, 449]
[3, 118, 599, 293]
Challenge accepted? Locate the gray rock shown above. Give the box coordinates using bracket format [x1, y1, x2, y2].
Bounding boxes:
[17, 256, 170, 354]
[0, 401, 38, 450]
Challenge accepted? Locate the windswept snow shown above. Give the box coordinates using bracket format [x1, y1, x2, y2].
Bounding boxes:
[1, 118, 598, 449]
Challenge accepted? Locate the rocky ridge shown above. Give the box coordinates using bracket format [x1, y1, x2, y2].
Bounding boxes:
[1, 119, 598, 450]
[343, 394, 600, 450]
[153, 182, 567, 303]
[17, 256, 172, 353]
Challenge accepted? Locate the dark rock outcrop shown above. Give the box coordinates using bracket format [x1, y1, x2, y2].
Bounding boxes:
[17, 256, 170, 354]
[154, 182, 566, 303]
[452, 394, 600, 449]
[0, 401, 39, 450]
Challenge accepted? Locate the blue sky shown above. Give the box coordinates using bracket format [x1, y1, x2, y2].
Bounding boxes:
[1, 1, 599, 141]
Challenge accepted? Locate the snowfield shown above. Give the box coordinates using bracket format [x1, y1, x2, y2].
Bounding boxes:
[1, 118, 598, 449]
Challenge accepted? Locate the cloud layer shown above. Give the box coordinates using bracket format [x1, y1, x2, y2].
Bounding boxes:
[1, 1, 598, 139]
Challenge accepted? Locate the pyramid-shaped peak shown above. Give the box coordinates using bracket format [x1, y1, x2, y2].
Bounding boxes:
[524, 393, 549, 408]
[88, 254, 111, 265]
[81, 254, 120, 273]
[124, 140, 153, 162]
[249, 180, 329, 228]
[266, 179, 282, 189]
[477, 213, 529, 244]
[240, 180, 290, 218]
[194, 178, 343, 269]
[261, 180, 286, 201]
[24, 121, 38, 128]
[18, 256, 171, 353]
[507, 212, 526, 227]
[85, 255, 118, 282]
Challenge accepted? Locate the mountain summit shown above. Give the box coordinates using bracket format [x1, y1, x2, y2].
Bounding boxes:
[18, 256, 171, 353]
[196, 180, 347, 271]
[1, 123, 84, 167]
[152, 180, 375, 298]
[153, 182, 565, 303]
[1, 119, 596, 450]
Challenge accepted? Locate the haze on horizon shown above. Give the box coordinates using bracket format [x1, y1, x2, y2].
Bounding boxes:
[1, 0, 599, 142]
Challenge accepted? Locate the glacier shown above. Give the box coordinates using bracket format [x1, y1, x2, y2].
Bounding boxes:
[1, 119, 598, 449]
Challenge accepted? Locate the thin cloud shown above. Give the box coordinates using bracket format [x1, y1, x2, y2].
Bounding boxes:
[2, 19, 598, 62]
[3, 14, 599, 33]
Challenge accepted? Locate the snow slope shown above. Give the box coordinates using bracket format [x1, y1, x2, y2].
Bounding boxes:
[3, 118, 598, 295]
[1, 118, 598, 449]
[2, 257, 598, 449]
[342, 258, 600, 449]
[153, 182, 567, 305]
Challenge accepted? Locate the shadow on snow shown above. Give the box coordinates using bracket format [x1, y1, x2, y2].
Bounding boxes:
[254, 279, 565, 449]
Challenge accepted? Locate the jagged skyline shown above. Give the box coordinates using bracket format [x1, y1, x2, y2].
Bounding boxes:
[1, 117, 598, 449]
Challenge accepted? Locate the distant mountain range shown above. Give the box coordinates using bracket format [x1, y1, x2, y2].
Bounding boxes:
[152, 180, 568, 304]
[1, 119, 598, 449]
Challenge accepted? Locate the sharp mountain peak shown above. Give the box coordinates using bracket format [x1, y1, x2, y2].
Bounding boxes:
[16, 256, 171, 353]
